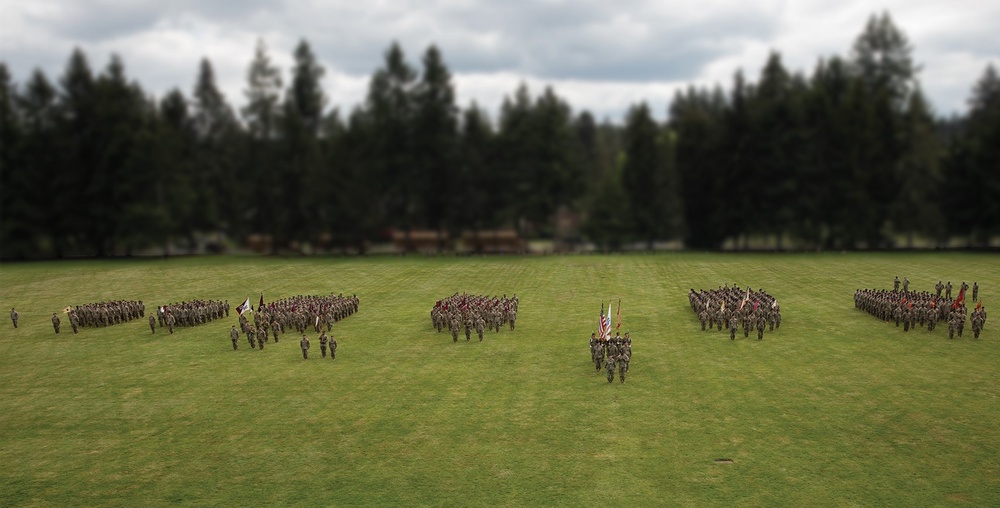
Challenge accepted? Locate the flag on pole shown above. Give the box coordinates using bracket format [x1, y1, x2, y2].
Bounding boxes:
[63, 306, 74, 314]
[615, 299, 622, 331]
[953, 286, 966, 309]
[236, 297, 252, 316]
[259, 294, 265, 311]
[599, 303, 611, 341]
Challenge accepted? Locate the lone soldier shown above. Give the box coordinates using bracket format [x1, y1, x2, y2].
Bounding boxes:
[300, 334, 310, 360]
[52, 312, 61, 334]
[329, 335, 337, 360]
[605, 353, 616, 383]
[972, 282, 979, 302]
[935, 281, 944, 298]
[319, 331, 329, 358]
[230, 325, 239, 350]
[149, 314, 156, 334]
[619, 352, 629, 383]
[10, 307, 18, 328]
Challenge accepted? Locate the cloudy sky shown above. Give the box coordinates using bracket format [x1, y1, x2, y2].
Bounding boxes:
[1, 0, 997, 123]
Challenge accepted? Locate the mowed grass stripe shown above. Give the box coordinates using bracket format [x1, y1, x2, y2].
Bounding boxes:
[0, 253, 997, 506]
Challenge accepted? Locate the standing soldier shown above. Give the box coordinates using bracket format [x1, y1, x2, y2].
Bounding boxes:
[166, 312, 175, 334]
[449, 315, 460, 343]
[271, 317, 281, 343]
[972, 282, 979, 302]
[618, 352, 628, 383]
[149, 314, 156, 334]
[945, 281, 953, 300]
[248, 326, 257, 349]
[319, 331, 329, 358]
[329, 334, 337, 360]
[475, 314, 485, 342]
[300, 334, 310, 360]
[10, 307, 18, 328]
[230, 325, 239, 350]
[224, 300, 230, 317]
[605, 352, 616, 383]
[902, 277, 910, 293]
[69, 312, 79, 334]
[935, 281, 944, 298]
[593, 336, 605, 372]
[893, 276, 900, 292]
[51, 312, 61, 334]
[729, 313, 738, 340]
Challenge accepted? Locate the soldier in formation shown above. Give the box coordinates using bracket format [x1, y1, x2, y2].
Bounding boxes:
[431, 293, 518, 343]
[591, 331, 631, 383]
[971, 303, 987, 339]
[245, 293, 359, 340]
[688, 284, 781, 341]
[149, 314, 156, 334]
[854, 277, 983, 339]
[319, 331, 329, 358]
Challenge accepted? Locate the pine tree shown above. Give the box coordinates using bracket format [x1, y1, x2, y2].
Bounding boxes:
[412, 45, 458, 241]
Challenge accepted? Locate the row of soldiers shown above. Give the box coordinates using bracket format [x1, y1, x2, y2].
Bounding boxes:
[895, 276, 980, 303]
[228, 324, 339, 359]
[153, 300, 228, 333]
[430, 293, 519, 342]
[590, 332, 631, 383]
[688, 285, 781, 340]
[72, 300, 146, 328]
[237, 293, 360, 344]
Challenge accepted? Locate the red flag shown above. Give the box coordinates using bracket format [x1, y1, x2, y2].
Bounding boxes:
[953, 287, 966, 309]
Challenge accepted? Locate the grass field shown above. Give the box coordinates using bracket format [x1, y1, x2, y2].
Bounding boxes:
[1, 253, 998, 506]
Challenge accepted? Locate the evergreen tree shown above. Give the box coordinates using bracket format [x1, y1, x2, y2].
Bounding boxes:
[621, 102, 663, 246]
[0, 65, 32, 258]
[241, 39, 283, 244]
[191, 58, 239, 249]
[412, 45, 459, 241]
[457, 102, 495, 232]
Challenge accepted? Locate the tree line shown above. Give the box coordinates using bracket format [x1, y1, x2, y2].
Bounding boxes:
[1, 12, 997, 258]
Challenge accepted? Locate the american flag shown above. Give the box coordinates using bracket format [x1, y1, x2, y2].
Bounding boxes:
[599, 303, 611, 340]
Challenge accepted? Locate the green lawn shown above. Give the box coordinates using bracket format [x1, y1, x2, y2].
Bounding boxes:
[0, 253, 997, 506]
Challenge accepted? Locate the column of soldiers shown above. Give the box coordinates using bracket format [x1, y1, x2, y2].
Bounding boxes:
[688, 285, 781, 341]
[430, 293, 518, 343]
[854, 277, 986, 339]
[589, 331, 631, 383]
[154, 300, 226, 334]
[62, 300, 147, 334]
[233, 293, 358, 354]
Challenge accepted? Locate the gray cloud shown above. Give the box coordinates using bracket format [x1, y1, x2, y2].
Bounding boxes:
[0, 0, 994, 121]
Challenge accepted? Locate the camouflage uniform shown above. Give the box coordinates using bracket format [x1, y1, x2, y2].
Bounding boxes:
[52, 313, 61, 334]
[329, 336, 337, 360]
[300, 334, 310, 359]
[319, 331, 328, 358]
[230, 325, 239, 350]
[10, 308, 18, 328]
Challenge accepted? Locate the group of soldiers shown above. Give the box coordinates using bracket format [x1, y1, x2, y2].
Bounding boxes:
[231, 293, 358, 357]
[49, 300, 148, 334]
[854, 278, 987, 339]
[430, 293, 518, 342]
[688, 285, 781, 341]
[152, 300, 228, 334]
[589, 331, 632, 383]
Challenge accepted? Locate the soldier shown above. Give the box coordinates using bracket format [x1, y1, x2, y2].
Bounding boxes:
[961, 281, 969, 295]
[622, 333, 632, 372]
[271, 318, 281, 342]
[945, 281, 953, 300]
[166, 312, 175, 334]
[329, 334, 337, 360]
[248, 326, 257, 349]
[729, 313, 738, 340]
[51, 312, 61, 334]
[224, 300, 230, 317]
[149, 314, 156, 334]
[449, 316, 460, 343]
[756, 311, 766, 340]
[605, 353, 616, 383]
[10, 307, 18, 328]
[319, 331, 329, 358]
[698, 306, 708, 331]
[902, 277, 910, 293]
[893, 276, 900, 292]
[230, 325, 239, 350]
[69, 312, 79, 334]
[935, 281, 944, 298]
[300, 334, 310, 360]
[972, 282, 979, 302]
[475, 314, 485, 342]
[464, 314, 473, 342]
[593, 335, 605, 372]
[618, 352, 628, 383]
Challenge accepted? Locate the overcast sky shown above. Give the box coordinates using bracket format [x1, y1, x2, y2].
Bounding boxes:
[2, 0, 997, 123]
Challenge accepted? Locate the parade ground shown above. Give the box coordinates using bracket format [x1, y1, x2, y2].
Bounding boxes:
[1, 253, 997, 506]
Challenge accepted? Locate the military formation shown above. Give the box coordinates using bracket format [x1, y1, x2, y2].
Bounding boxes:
[153, 299, 227, 334]
[688, 285, 781, 340]
[430, 293, 518, 342]
[854, 277, 986, 339]
[60, 300, 147, 334]
[589, 331, 631, 383]
[231, 293, 358, 357]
